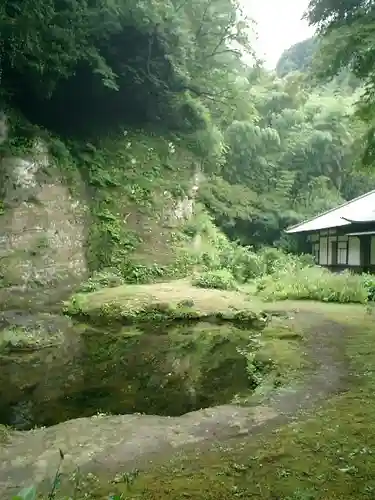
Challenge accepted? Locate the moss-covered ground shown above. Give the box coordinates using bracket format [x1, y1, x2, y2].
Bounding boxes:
[46, 300, 375, 500]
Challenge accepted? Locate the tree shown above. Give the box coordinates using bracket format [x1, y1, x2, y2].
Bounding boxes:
[0, 0, 255, 165]
[276, 37, 318, 77]
[200, 52, 375, 247]
[306, 0, 375, 165]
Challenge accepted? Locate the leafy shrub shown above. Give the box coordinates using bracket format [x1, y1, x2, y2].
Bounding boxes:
[187, 214, 316, 287]
[362, 273, 375, 301]
[257, 267, 369, 304]
[296, 253, 316, 268]
[186, 207, 302, 283]
[120, 262, 166, 284]
[192, 269, 238, 290]
[77, 269, 125, 292]
[257, 247, 284, 275]
[220, 245, 314, 284]
[221, 244, 265, 282]
[257, 247, 314, 275]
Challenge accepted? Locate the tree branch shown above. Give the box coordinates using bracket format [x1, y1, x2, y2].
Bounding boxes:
[195, 0, 216, 40]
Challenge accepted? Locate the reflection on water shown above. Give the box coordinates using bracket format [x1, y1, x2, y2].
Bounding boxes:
[0, 320, 258, 430]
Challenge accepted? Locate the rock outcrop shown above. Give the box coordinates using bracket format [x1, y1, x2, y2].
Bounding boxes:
[0, 404, 279, 498]
[0, 114, 202, 308]
[0, 136, 88, 310]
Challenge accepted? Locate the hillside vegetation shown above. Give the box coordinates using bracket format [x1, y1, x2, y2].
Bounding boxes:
[1, 0, 375, 282]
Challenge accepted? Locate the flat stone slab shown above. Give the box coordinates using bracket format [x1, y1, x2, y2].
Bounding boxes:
[0, 404, 278, 497]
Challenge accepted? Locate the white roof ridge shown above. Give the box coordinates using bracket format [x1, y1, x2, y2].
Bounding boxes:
[285, 188, 375, 234]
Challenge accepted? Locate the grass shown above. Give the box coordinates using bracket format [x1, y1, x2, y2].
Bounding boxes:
[257, 266, 371, 304]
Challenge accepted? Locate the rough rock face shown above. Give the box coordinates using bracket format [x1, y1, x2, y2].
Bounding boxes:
[0, 120, 202, 307]
[0, 137, 88, 309]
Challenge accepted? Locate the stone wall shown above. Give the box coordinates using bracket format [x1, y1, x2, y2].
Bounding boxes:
[0, 138, 88, 309]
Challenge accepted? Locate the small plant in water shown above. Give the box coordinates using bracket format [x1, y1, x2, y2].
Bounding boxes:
[48, 449, 65, 499]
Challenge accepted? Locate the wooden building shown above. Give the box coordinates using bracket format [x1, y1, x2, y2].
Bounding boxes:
[285, 190, 375, 273]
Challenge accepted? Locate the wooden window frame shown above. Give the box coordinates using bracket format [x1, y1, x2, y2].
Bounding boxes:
[337, 240, 348, 265]
[312, 242, 320, 263]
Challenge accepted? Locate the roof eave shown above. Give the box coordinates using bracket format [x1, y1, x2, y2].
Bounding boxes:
[284, 188, 375, 235]
[285, 227, 313, 234]
[285, 217, 351, 234]
[341, 217, 375, 223]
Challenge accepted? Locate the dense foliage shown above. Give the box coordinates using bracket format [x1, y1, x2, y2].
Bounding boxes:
[188, 221, 375, 304]
[306, 0, 375, 166]
[199, 68, 375, 247]
[276, 37, 317, 77]
[0, 0, 253, 165]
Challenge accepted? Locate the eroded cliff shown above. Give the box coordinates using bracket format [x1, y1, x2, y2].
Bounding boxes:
[0, 113, 202, 309]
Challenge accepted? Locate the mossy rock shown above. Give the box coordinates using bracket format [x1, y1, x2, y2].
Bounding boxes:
[64, 281, 269, 329]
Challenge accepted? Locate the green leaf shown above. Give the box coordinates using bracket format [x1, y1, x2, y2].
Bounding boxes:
[13, 486, 37, 500]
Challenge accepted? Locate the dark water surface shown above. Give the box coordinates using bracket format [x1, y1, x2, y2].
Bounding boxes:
[0, 316, 257, 429]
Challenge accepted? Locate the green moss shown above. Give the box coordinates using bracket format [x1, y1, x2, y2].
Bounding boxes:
[117, 314, 370, 500]
[45, 304, 372, 500]
[64, 282, 269, 328]
[70, 132, 198, 281]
